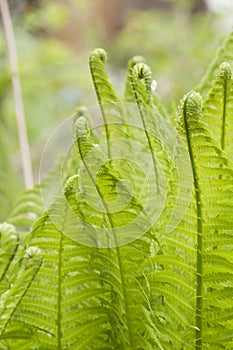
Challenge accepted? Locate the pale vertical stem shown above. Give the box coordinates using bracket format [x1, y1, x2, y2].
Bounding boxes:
[0, 0, 33, 189]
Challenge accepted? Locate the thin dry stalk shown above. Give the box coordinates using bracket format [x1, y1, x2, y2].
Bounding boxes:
[0, 0, 33, 189]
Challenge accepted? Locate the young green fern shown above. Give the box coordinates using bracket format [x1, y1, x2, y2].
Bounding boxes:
[181, 90, 233, 349]
[1, 30, 233, 350]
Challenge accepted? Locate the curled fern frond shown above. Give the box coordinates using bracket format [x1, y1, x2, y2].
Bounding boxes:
[89, 48, 120, 108]
[124, 55, 147, 103]
[89, 48, 127, 157]
[75, 115, 90, 140]
[131, 62, 153, 106]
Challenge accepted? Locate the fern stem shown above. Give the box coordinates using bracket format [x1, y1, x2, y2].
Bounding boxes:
[130, 64, 160, 193]
[136, 103, 160, 194]
[221, 71, 228, 150]
[0, 0, 33, 189]
[183, 92, 203, 349]
[115, 248, 135, 348]
[77, 134, 135, 349]
[89, 50, 112, 159]
[81, 161, 135, 349]
[57, 230, 65, 349]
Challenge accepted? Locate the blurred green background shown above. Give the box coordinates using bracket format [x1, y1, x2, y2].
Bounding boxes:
[0, 0, 232, 219]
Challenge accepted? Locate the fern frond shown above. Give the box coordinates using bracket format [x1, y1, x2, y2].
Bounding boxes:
[8, 155, 65, 231]
[8, 185, 42, 228]
[0, 239, 42, 340]
[198, 30, 233, 96]
[12, 213, 112, 349]
[73, 116, 160, 347]
[124, 55, 147, 103]
[202, 62, 233, 158]
[0, 223, 18, 285]
[124, 55, 168, 119]
[13, 209, 161, 348]
[13, 104, 173, 349]
[130, 61, 193, 233]
[89, 48, 120, 107]
[89, 48, 127, 152]
[148, 89, 233, 348]
[180, 91, 233, 348]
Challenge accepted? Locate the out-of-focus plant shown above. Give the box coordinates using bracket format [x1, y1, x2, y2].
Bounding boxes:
[111, 9, 223, 106]
[0, 0, 95, 218]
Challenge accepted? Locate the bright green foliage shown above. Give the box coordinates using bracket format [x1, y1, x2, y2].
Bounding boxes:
[198, 31, 233, 96]
[1, 31, 233, 350]
[0, 223, 42, 348]
[202, 62, 233, 158]
[181, 91, 233, 348]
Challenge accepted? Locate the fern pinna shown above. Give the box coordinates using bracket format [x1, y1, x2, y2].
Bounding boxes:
[1, 31, 233, 349]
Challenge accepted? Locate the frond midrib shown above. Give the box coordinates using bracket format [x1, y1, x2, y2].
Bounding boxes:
[77, 135, 135, 349]
[183, 93, 204, 349]
[220, 71, 228, 150]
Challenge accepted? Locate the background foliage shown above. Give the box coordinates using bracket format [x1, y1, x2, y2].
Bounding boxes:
[0, 1, 231, 219]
